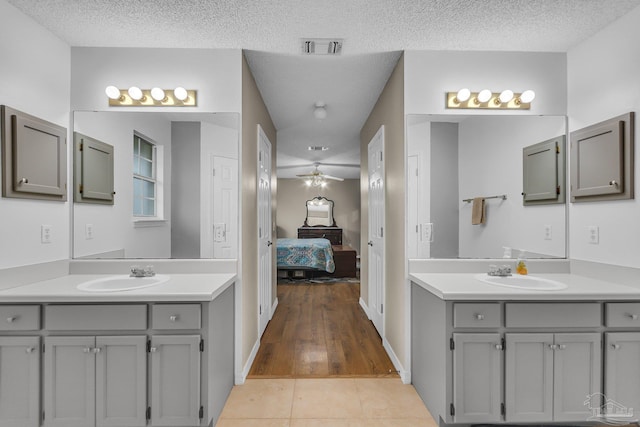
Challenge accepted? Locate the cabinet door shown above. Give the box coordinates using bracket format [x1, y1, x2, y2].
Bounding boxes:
[553, 333, 602, 421]
[0, 337, 40, 427]
[44, 336, 96, 427]
[605, 332, 640, 415]
[95, 336, 147, 427]
[150, 335, 201, 426]
[505, 333, 554, 422]
[452, 333, 502, 423]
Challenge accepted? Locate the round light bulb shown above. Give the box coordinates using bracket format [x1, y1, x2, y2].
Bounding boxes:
[499, 89, 514, 103]
[456, 88, 471, 103]
[150, 87, 166, 101]
[174, 87, 188, 101]
[105, 85, 121, 100]
[128, 86, 143, 101]
[519, 90, 536, 103]
[477, 89, 492, 103]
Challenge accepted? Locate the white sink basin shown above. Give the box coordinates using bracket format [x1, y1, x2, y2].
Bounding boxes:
[77, 275, 170, 292]
[475, 273, 568, 291]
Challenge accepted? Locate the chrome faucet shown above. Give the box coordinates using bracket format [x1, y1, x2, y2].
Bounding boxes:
[488, 264, 512, 277]
[130, 265, 155, 277]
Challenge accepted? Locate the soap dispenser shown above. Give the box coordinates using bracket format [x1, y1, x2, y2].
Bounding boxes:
[516, 251, 528, 275]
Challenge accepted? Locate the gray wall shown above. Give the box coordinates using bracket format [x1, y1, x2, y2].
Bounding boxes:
[171, 122, 201, 258]
[430, 122, 459, 258]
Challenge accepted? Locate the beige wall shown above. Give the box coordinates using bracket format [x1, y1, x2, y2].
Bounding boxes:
[360, 54, 405, 368]
[276, 179, 361, 253]
[241, 52, 277, 372]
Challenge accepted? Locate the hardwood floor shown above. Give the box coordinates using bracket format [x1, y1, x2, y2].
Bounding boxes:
[248, 281, 398, 378]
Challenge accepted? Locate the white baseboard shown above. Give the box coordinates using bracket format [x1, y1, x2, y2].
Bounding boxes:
[359, 297, 371, 319]
[270, 297, 278, 319]
[383, 337, 410, 384]
[236, 337, 260, 385]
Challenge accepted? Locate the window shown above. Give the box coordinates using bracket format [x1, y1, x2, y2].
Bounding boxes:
[133, 133, 157, 217]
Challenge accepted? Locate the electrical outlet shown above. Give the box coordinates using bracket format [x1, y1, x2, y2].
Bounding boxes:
[85, 224, 94, 240]
[41, 225, 52, 244]
[544, 225, 552, 240]
[587, 225, 599, 244]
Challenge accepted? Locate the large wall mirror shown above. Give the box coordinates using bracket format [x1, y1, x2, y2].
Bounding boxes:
[72, 111, 239, 259]
[407, 114, 567, 259]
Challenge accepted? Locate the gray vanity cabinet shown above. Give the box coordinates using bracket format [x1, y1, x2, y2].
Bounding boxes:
[505, 333, 601, 422]
[44, 335, 147, 427]
[451, 333, 502, 423]
[149, 335, 201, 426]
[0, 337, 40, 427]
[604, 332, 640, 413]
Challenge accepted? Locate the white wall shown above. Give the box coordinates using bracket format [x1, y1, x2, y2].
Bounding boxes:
[567, 5, 640, 269]
[73, 112, 172, 258]
[458, 116, 567, 258]
[0, 0, 71, 269]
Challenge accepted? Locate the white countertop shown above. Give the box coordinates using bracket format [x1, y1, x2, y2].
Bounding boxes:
[410, 272, 640, 301]
[0, 273, 236, 302]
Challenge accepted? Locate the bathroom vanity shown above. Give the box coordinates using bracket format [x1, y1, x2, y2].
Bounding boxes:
[0, 273, 235, 427]
[411, 272, 640, 427]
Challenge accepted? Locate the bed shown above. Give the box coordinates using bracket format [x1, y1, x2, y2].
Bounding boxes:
[276, 238, 335, 273]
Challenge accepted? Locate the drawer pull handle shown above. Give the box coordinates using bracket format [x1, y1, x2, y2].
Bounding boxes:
[26, 347, 35, 354]
[557, 344, 566, 350]
[611, 344, 621, 350]
[169, 315, 179, 322]
[474, 314, 484, 320]
[626, 313, 639, 320]
[6, 316, 17, 323]
[548, 344, 557, 350]
[494, 344, 503, 350]
[150, 347, 157, 353]
[83, 347, 92, 353]
[93, 347, 102, 354]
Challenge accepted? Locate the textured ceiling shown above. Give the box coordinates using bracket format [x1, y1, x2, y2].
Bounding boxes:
[7, 0, 640, 178]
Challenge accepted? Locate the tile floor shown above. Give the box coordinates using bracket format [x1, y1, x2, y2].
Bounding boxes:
[216, 378, 438, 426]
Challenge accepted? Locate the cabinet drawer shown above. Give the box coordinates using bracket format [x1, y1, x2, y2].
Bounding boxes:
[0, 305, 40, 330]
[454, 303, 501, 328]
[505, 303, 601, 328]
[45, 305, 147, 330]
[606, 303, 640, 327]
[152, 304, 201, 330]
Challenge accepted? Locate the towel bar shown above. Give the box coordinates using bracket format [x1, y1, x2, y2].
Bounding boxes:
[462, 194, 507, 203]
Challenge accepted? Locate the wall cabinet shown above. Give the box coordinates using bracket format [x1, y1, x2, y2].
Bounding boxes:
[411, 283, 632, 427]
[0, 337, 40, 427]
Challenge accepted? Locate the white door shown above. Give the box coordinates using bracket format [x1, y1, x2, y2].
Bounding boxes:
[212, 156, 238, 259]
[367, 126, 385, 336]
[257, 125, 273, 337]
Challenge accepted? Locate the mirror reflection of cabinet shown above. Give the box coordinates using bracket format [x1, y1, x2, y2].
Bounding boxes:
[522, 136, 566, 205]
[74, 132, 115, 204]
[1, 105, 67, 201]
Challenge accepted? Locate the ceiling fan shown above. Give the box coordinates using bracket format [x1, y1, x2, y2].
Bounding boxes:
[296, 163, 344, 187]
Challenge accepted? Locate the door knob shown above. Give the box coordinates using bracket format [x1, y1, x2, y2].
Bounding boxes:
[368, 241, 373, 246]
[267, 241, 273, 247]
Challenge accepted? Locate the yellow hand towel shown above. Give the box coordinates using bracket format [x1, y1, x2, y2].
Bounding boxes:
[471, 197, 485, 225]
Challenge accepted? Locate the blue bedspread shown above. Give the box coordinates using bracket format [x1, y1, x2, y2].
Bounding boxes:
[276, 238, 335, 273]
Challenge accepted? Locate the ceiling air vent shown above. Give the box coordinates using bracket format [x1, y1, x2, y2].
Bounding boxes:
[301, 38, 343, 55]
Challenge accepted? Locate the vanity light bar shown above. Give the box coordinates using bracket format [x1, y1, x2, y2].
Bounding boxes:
[105, 86, 197, 107]
[446, 89, 535, 110]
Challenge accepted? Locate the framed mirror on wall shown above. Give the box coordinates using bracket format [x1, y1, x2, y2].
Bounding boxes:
[72, 111, 239, 260]
[407, 114, 568, 260]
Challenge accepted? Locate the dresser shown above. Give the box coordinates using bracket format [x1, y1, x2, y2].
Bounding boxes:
[297, 227, 342, 245]
[297, 227, 357, 278]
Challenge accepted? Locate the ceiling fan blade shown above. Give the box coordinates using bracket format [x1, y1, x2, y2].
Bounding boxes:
[323, 175, 344, 181]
